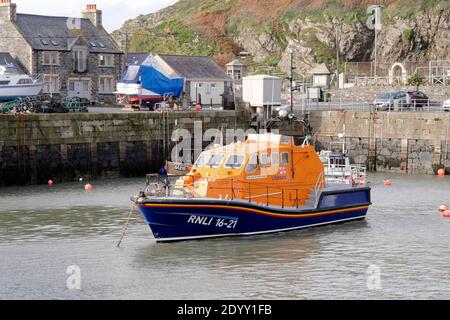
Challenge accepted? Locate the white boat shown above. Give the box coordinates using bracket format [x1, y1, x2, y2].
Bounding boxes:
[0, 64, 45, 101]
[319, 150, 366, 185]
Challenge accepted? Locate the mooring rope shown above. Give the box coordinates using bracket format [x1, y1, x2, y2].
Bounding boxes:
[116, 204, 136, 248]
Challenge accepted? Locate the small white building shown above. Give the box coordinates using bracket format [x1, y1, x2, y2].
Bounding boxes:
[311, 63, 331, 88]
[226, 59, 246, 80]
[243, 75, 282, 123]
[242, 75, 282, 107]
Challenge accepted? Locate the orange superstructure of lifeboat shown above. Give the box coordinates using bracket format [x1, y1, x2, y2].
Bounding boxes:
[173, 133, 325, 208]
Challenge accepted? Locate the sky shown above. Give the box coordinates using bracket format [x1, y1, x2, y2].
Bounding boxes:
[13, 0, 178, 32]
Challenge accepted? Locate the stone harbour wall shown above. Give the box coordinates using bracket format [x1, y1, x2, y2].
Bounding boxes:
[309, 110, 450, 175]
[2, 109, 450, 186]
[0, 110, 249, 186]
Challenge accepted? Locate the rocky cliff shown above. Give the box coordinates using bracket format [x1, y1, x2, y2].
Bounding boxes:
[112, 0, 450, 75]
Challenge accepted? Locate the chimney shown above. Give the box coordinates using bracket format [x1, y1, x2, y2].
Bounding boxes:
[82, 4, 102, 28]
[0, 0, 17, 22]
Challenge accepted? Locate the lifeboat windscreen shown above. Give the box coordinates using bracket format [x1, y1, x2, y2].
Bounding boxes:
[224, 155, 245, 169]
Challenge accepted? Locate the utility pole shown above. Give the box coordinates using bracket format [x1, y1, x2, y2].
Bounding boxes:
[290, 51, 294, 114]
[374, 27, 377, 78]
[336, 26, 340, 88]
[124, 32, 129, 68]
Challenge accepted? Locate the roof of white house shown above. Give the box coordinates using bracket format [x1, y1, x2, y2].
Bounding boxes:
[243, 74, 282, 80]
[226, 59, 245, 67]
[157, 54, 231, 81]
[310, 63, 331, 75]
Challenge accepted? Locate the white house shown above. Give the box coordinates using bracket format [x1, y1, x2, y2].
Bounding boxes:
[311, 63, 331, 88]
[153, 54, 232, 107]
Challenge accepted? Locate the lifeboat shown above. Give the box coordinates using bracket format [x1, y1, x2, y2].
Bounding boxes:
[133, 114, 372, 242]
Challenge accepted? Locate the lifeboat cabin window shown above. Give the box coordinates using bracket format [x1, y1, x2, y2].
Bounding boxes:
[271, 152, 280, 166]
[259, 152, 271, 166]
[246, 154, 259, 173]
[224, 154, 245, 169]
[195, 153, 209, 167]
[206, 154, 224, 168]
[281, 152, 290, 166]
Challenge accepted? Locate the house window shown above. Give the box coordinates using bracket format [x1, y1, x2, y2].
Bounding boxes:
[99, 54, 114, 67]
[73, 47, 88, 73]
[43, 75, 60, 93]
[99, 76, 114, 94]
[42, 51, 59, 66]
[206, 83, 216, 95]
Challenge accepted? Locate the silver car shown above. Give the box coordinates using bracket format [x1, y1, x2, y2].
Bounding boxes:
[372, 91, 406, 111]
[443, 99, 450, 112]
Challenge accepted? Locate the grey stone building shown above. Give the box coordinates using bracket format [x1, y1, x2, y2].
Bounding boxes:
[0, 1, 123, 103]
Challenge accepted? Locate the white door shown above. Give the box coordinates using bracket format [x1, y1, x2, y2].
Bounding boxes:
[68, 80, 90, 99]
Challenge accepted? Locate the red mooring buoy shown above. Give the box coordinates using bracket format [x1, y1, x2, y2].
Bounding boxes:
[48, 180, 54, 186]
[84, 184, 93, 191]
[437, 168, 446, 177]
[384, 180, 392, 186]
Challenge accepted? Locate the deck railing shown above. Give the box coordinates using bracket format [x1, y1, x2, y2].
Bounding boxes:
[324, 164, 367, 187]
[144, 167, 367, 209]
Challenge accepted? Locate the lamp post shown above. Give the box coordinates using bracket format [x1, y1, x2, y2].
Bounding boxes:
[288, 50, 296, 114]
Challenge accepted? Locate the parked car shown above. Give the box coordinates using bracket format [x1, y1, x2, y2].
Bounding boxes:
[443, 99, 450, 112]
[373, 90, 430, 111]
[408, 91, 430, 109]
[373, 91, 406, 111]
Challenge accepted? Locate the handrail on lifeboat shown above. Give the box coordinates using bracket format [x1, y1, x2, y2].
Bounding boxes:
[314, 171, 326, 207]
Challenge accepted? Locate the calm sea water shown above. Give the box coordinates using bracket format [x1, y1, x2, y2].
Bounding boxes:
[0, 173, 449, 300]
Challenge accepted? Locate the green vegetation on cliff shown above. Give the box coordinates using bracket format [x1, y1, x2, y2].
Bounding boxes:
[114, 0, 449, 70]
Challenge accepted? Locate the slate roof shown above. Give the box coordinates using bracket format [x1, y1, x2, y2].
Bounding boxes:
[158, 55, 231, 81]
[15, 14, 122, 53]
[128, 53, 151, 66]
[310, 63, 331, 75]
[0, 52, 25, 74]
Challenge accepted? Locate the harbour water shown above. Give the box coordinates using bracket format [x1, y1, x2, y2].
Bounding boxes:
[0, 173, 449, 300]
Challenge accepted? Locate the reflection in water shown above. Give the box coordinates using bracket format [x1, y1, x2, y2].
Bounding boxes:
[0, 207, 135, 243]
[134, 220, 368, 268]
[0, 174, 449, 299]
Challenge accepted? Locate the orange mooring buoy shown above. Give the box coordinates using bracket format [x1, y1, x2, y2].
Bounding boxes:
[443, 210, 450, 218]
[84, 184, 93, 191]
[383, 180, 392, 186]
[437, 168, 446, 176]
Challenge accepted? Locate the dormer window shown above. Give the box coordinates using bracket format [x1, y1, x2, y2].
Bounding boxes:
[73, 46, 88, 73]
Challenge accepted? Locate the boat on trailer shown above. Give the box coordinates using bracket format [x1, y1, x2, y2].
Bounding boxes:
[0, 64, 45, 101]
[132, 114, 371, 243]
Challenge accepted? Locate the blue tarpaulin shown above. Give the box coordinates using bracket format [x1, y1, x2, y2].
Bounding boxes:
[120, 65, 184, 98]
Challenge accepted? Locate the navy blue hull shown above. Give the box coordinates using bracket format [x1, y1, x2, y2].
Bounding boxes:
[138, 187, 371, 242]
